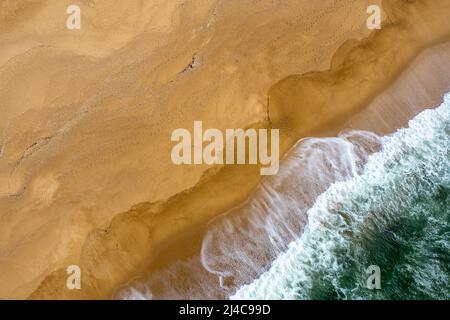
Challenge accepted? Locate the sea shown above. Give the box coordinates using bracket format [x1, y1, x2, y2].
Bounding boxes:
[115, 93, 450, 300]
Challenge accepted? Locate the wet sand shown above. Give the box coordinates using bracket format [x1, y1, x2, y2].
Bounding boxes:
[112, 39, 450, 300]
[0, 0, 450, 299]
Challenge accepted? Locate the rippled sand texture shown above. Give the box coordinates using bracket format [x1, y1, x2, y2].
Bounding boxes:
[0, 0, 449, 299]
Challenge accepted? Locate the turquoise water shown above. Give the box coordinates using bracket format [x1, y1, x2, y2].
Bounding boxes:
[233, 94, 450, 300]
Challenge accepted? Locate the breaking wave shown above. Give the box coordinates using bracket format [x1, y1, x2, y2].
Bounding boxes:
[116, 94, 450, 300]
[233, 94, 450, 299]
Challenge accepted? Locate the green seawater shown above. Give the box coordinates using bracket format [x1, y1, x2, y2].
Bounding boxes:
[233, 94, 450, 300]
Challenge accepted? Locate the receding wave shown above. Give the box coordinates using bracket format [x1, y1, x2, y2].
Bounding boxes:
[115, 94, 449, 300]
[233, 94, 450, 300]
[200, 131, 381, 295]
[114, 130, 381, 299]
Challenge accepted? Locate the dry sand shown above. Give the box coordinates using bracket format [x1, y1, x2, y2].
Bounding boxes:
[0, 0, 449, 299]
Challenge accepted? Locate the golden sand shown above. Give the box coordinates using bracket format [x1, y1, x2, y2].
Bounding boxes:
[0, 0, 449, 299]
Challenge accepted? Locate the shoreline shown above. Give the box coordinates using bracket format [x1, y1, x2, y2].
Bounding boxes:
[113, 44, 450, 300]
[23, 0, 450, 299]
[233, 94, 450, 300]
[1, 0, 376, 299]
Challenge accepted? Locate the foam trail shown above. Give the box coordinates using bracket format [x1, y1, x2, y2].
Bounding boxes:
[232, 94, 450, 300]
[201, 132, 381, 292]
[115, 130, 381, 299]
[114, 256, 228, 300]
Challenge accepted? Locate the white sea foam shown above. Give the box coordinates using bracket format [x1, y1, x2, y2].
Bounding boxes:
[200, 131, 381, 293]
[115, 129, 381, 299]
[231, 93, 450, 299]
[117, 93, 449, 299]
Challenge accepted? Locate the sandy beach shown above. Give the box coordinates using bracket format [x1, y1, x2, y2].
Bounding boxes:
[0, 0, 449, 299]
